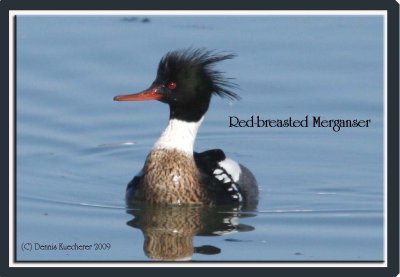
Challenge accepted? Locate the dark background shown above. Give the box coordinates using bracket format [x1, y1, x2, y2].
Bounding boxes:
[1, 0, 398, 276]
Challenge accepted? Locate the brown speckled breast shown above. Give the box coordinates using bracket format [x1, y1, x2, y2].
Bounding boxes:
[134, 149, 211, 205]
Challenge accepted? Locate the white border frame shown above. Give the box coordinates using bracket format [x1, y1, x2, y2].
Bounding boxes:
[8, 10, 388, 268]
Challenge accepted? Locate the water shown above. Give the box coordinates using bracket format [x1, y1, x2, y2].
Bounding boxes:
[16, 15, 384, 261]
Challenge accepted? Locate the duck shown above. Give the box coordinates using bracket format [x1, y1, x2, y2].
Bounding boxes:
[114, 48, 258, 206]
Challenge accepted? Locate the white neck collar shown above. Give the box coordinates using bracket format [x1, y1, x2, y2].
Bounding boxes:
[153, 117, 204, 155]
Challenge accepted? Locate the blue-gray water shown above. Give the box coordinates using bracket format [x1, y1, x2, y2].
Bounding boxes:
[16, 15, 384, 261]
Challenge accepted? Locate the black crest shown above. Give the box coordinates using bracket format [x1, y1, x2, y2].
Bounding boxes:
[158, 48, 240, 101]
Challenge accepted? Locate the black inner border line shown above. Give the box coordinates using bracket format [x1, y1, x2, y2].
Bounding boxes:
[14, 14, 18, 265]
[11, 11, 389, 265]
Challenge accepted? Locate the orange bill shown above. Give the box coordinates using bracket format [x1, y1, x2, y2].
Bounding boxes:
[114, 87, 162, 101]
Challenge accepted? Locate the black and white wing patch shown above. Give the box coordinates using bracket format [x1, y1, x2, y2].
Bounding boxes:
[212, 159, 243, 203]
[194, 149, 244, 204]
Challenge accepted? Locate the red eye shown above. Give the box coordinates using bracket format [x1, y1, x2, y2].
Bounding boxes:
[167, 82, 177, 90]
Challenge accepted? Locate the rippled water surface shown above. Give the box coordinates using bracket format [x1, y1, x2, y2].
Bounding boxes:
[16, 15, 384, 261]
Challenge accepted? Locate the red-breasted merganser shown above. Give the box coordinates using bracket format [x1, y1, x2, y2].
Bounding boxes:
[114, 48, 258, 206]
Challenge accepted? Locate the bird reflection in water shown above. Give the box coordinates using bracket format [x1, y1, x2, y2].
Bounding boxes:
[126, 203, 257, 261]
